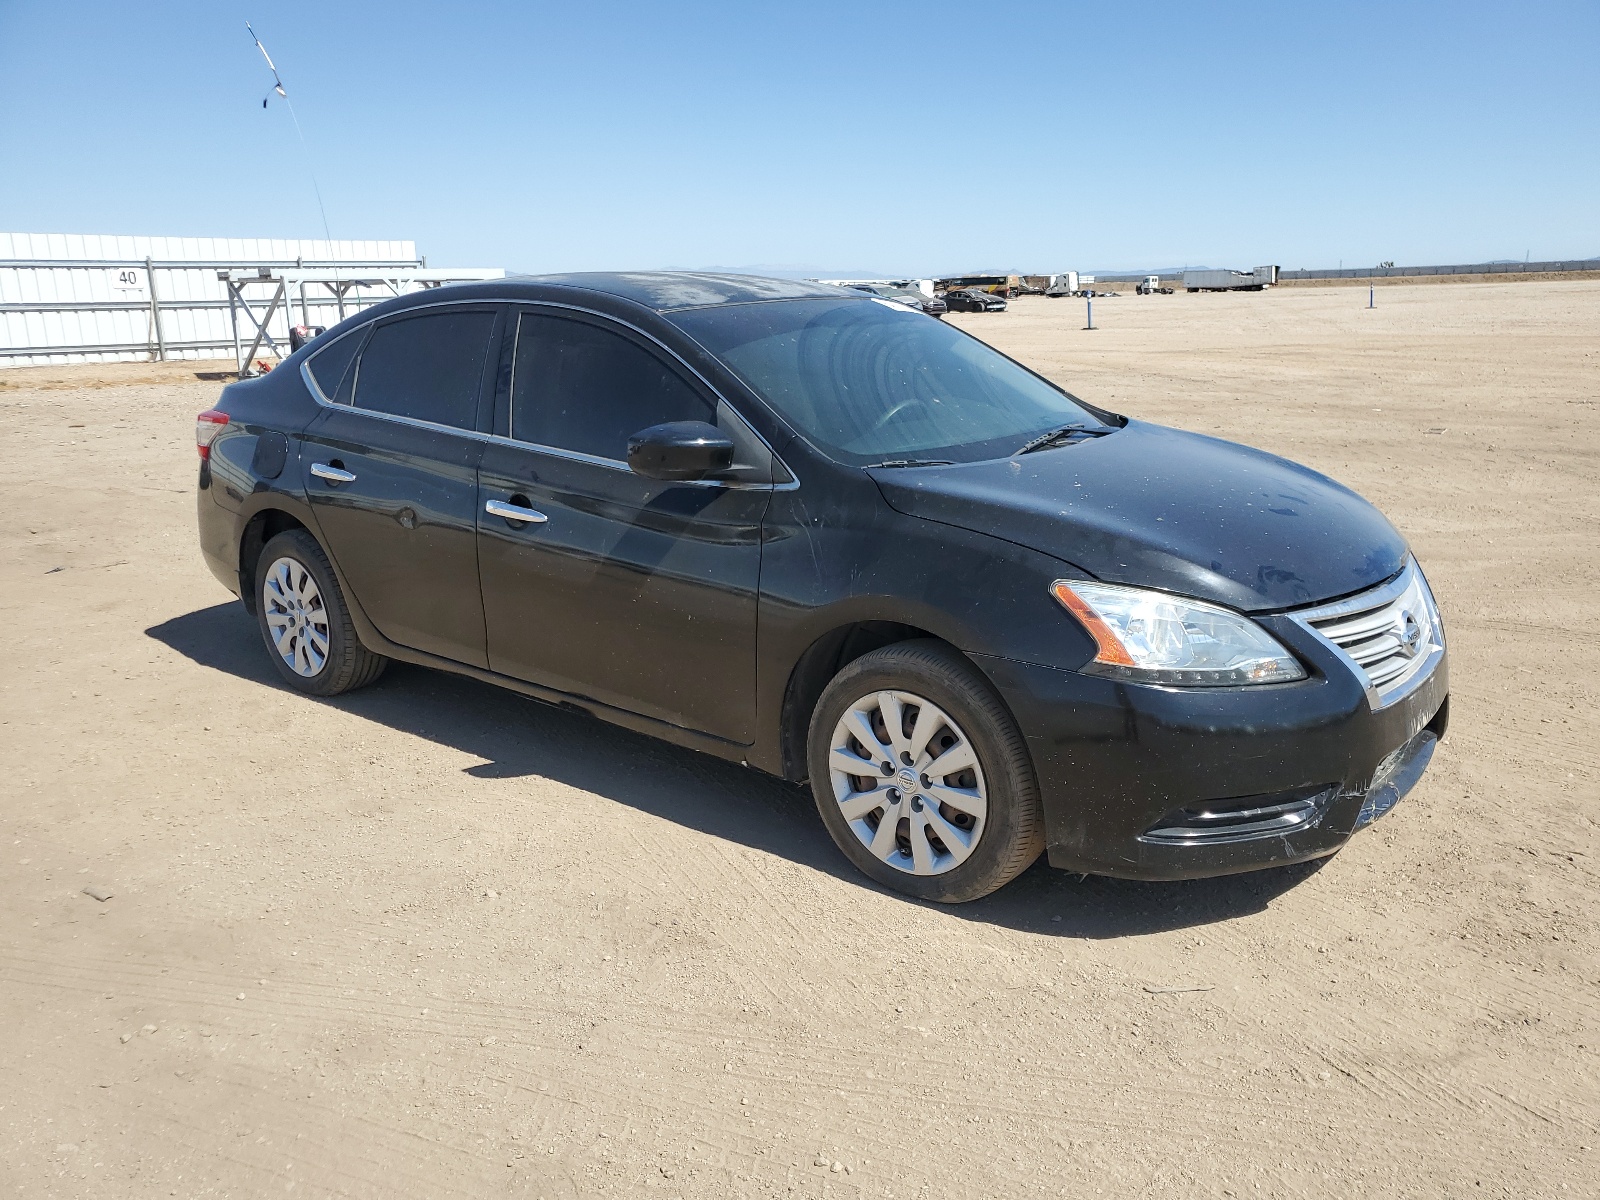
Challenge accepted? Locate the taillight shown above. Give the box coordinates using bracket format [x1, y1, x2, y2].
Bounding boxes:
[196, 409, 229, 459]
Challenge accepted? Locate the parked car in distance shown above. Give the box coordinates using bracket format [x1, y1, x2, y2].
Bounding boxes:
[847, 283, 948, 317]
[941, 287, 1008, 313]
[196, 272, 1448, 903]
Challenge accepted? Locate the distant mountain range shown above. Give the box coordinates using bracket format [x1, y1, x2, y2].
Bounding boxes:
[679, 264, 1222, 279]
[704, 264, 1234, 279]
[510, 257, 1599, 280]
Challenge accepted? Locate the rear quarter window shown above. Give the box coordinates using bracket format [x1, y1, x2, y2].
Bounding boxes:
[306, 327, 365, 403]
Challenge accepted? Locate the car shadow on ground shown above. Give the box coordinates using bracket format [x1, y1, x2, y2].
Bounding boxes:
[148, 602, 1325, 940]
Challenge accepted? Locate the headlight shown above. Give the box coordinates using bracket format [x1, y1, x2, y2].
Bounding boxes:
[1050, 580, 1306, 686]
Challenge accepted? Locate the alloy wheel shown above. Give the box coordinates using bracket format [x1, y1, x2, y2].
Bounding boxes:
[827, 690, 988, 876]
[262, 556, 330, 678]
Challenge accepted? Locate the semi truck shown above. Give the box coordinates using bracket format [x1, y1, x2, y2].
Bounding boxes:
[1136, 275, 1175, 295]
[1046, 272, 1099, 297]
[1182, 265, 1280, 292]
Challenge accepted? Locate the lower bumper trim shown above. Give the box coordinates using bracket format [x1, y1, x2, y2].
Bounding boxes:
[1139, 785, 1337, 847]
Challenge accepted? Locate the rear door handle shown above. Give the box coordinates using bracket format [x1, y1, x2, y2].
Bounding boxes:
[310, 462, 357, 484]
[485, 498, 548, 524]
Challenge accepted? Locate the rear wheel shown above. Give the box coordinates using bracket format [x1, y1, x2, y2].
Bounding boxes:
[255, 530, 387, 696]
[806, 640, 1044, 903]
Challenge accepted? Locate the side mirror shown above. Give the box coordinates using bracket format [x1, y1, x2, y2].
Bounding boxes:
[626, 420, 735, 482]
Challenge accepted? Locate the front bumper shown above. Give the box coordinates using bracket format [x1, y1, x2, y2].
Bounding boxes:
[974, 616, 1450, 880]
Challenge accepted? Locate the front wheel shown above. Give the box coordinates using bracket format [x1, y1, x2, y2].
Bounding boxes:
[806, 640, 1044, 903]
[255, 529, 388, 696]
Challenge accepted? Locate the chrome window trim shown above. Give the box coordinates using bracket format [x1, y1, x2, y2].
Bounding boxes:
[298, 294, 797, 491]
[1288, 557, 1444, 711]
[481, 431, 793, 492]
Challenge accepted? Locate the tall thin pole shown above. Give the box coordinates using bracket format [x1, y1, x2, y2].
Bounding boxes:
[1368, 284, 1375, 309]
[227, 280, 243, 375]
[1084, 298, 1094, 330]
[145, 256, 167, 362]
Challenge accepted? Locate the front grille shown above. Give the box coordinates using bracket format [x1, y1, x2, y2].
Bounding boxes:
[1290, 559, 1443, 707]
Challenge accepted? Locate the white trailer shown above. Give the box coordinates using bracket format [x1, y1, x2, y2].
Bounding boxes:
[1183, 265, 1280, 292]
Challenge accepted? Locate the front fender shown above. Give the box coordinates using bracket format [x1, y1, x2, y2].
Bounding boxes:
[749, 487, 1099, 774]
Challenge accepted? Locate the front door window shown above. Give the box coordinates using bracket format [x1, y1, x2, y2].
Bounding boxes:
[510, 313, 713, 459]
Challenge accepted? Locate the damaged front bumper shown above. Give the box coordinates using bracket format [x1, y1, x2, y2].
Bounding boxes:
[972, 611, 1450, 881]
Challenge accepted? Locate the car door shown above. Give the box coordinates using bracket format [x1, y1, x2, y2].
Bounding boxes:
[477, 307, 772, 743]
[301, 304, 503, 668]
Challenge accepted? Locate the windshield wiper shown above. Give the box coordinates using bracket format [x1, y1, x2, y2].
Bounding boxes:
[865, 458, 955, 469]
[1014, 423, 1116, 455]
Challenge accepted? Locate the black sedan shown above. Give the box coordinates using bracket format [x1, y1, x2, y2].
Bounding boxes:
[940, 287, 1007, 313]
[195, 273, 1447, 903]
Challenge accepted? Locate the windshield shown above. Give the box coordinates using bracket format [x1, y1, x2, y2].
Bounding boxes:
[669, 298, 1106, 465]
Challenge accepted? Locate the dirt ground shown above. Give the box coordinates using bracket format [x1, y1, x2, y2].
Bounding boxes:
[2, 280, 1596, 1198]
[1276, 270, 1600, 288]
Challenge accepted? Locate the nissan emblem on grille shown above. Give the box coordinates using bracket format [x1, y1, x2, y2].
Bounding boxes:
[1398, 611, 1422, 658]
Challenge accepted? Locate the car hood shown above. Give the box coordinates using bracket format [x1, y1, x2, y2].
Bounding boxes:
[869, 420, 1408, 612]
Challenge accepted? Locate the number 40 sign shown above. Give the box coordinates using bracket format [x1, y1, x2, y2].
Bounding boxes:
[109, 267, 148, 294]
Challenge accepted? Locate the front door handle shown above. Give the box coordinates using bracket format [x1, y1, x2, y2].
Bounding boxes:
[485, 498, 548, 524]
[310, 462, 357, 484]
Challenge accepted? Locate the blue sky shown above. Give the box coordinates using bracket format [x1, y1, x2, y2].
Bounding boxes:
[1, 1, 1596, 275]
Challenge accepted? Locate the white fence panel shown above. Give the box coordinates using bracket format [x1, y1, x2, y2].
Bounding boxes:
[0, 232, 436, 368]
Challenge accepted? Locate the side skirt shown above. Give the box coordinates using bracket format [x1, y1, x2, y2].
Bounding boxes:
[339, 581, 757, 768]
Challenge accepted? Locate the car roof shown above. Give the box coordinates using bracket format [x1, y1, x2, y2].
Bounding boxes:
[333, 272, 868, 333]
[511, 271, 849, 312]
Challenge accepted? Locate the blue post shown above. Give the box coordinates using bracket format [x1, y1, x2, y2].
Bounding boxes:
[1085, 298, 1094, 330]
[1368, 284, 1375, 309]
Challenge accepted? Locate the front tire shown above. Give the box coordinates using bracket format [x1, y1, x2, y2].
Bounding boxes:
[806, 640, 1044, 903]
[255, 529, 388, 696]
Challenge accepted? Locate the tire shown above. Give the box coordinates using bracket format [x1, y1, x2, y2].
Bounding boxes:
[255, 529, 388, 696]
[806, 640, 1045, 903]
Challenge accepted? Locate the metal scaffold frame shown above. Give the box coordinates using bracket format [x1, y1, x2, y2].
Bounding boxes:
[1, 239, 506, 369]
[221, 268, 506, 377]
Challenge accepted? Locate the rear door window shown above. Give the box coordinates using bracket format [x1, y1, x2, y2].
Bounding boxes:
[511, 312, 712, 461]
[353, 309, 497, 429]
